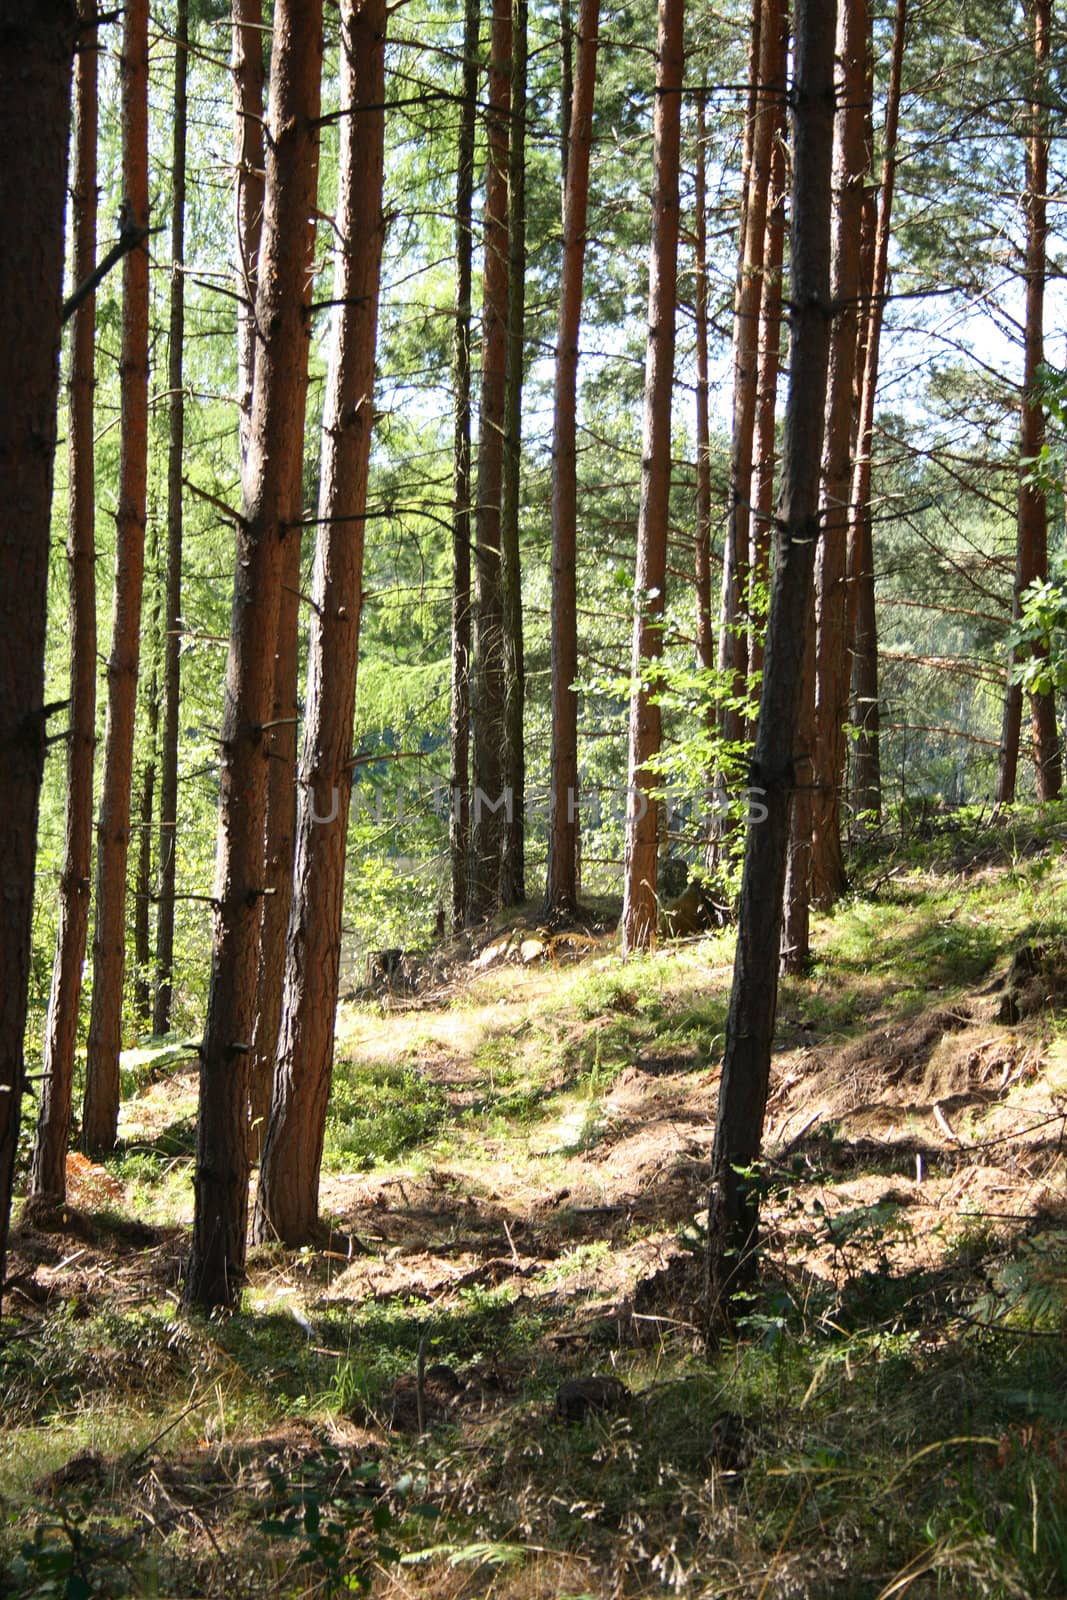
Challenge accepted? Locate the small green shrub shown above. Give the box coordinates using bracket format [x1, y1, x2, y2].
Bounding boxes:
[324, 1061, 446, 1169]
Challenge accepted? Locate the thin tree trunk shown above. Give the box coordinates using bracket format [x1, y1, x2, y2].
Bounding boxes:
[233, 0, 265, 468]
[809, 0, 869, 908]
[849, 0, 907, 828]
[560, 0, 573, 191]
[1017, 0, 1060, 799]
[693, 86, 714, 681]
[706, 0, 836, 1329]
[31, 0, 94, 1207]
[183, 0, 323, 1311]
[746, 0, 788, 696]
[154, 0, 190, 1036]
[83, 0, 151, 1154]
[134, 640, 158, 1027]
[254, 0, 387, 1248]
[468, 0, 512, 921]
[500, 0, 528, 907]
[620, 0, 684, 955]
[450, 0, 480, 933]
[545, 0, 600, 920]
[717, 0, 772, 762]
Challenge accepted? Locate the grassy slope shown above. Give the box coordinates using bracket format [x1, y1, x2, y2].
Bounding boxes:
[4, 804, 1067, 1598]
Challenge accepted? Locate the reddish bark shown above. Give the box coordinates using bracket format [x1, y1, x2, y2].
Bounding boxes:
[809, 0, 869, 910]
[31, 0, 92, 1205]
[83, 0, 151, 1153]
[849, 0, 908, 828]
[254, 0, 387, 1247]
[154, 0, 190, 1036]
[449, 0, 480, 932]
[184, 0, 323, 1310]
[620, 0, 685, 954]
[469, 0, 512, 920]
[233, 0, 265, 468]
[1007, 0, 1061, 800]
[546, 0, 600, 919]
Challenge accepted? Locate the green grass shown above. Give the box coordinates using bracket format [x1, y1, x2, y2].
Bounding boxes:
[8, 805, 1067, 1595]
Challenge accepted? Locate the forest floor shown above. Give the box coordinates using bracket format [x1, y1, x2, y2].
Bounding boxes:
[5, 806, 1067, 1598]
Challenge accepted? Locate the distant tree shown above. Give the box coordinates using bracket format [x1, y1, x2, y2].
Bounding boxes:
[718, 0, 784, 766]
[184, 0, 323, 1311]
[620, 0, 684, 955]
[469, 0, 512, 920]
[449, 0, 480, 933]
[746, 0, 788, 697]
[997, 0, 1061, 804]
[254, 0, 388, 1247]
[154, 0, 191, 1038]
[31, 0, 94, 1207]
[706, 0, 836, 1330]
[809, 0, 870, 907]
[545, 0, 600, 921]
[83, 0, 151, 1153]
[849, 0, 908, 829]
[499, 0, 528, 909]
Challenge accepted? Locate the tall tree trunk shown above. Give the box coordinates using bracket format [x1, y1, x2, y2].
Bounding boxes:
[693, 86, 714, 681]
[247, 530, 302, 1160]
[0, 0, 76, 1300]
[499, 0, 527, 907]
[239, 0, 298, 1162]
[717, 0, 774, 763]
[154, 0, 190, 1036]
[849, 0, 907, 828]
[254, 0, 387, 1248]
[706, 0, 836, 1328]
[134, 627, 158, 1027]
[83, 0, 151, 1154]
[620, 0, 684, 955]
[1015, 0, 1060, 799]
[745, 0, 788, 696]
[560, 0, 573, 190]
[30, 0, 94, 1207]
[468, 0, 512, 921]
[233, 0, 265, 468]
[809, 0, 869, 907]
[184, 0, 323, 1311]
[545, 0, 600, 920]
[450, 0, 480, 933]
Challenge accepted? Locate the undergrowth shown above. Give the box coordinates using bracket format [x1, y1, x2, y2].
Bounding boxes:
[5, 806, 1067, 1595]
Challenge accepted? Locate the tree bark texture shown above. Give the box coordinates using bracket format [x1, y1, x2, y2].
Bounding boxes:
[746, 0, 788, 696]
[469, 0, 512, 921]
[253, 0, 387, 1248]
[1015, 0, 1060, 800]
[718, 0, 777, 757]
[499, 0, 528, 907]
[31, 0, 93, 1206]
[706, 0, 836, 1329]
[809, 0, 869, 907]
[450, 0, 480, 933]
[546, 0, 600, 920]
[154, 0, 190, 1036]
[233, 0, 265, 469]
[620, 0, 684, 954]
[184, 0, 323, 1310]
[693, 86, 714, 682]
[849, 0, 907, 828]
[83, 0, 151, 1154]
